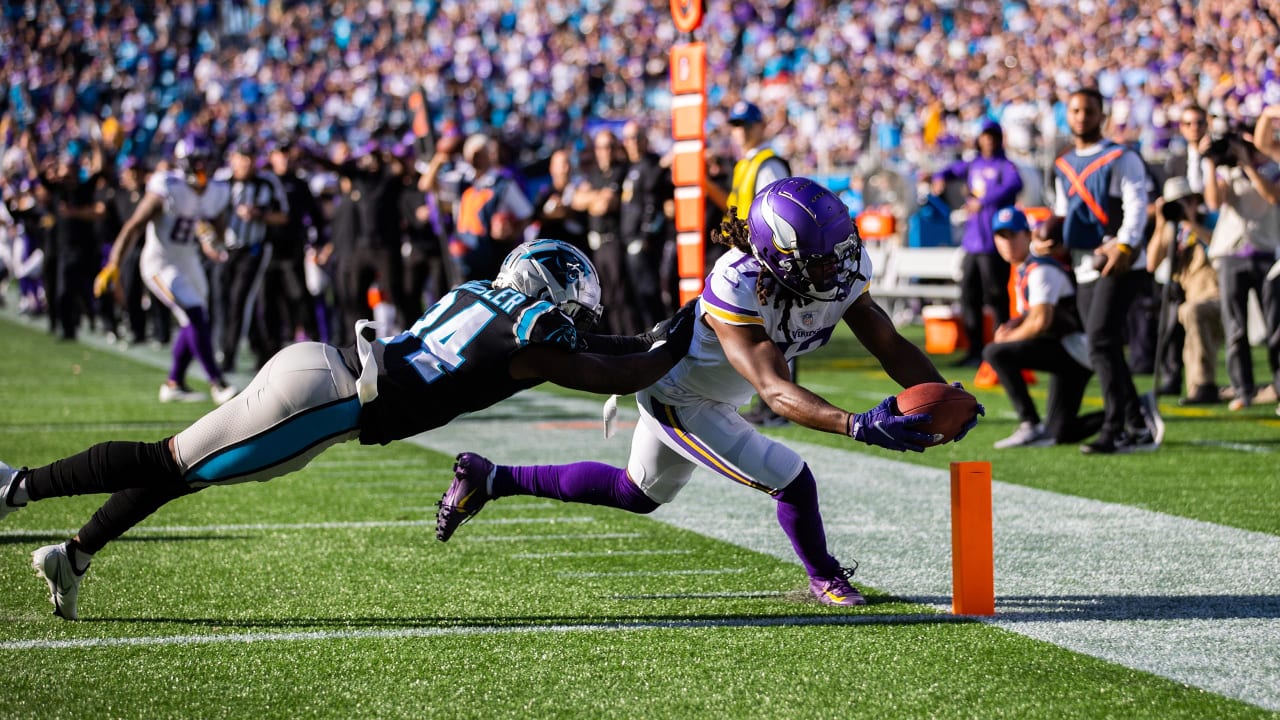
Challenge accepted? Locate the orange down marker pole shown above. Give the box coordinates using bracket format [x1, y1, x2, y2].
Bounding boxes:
[950, 461, 994, 615]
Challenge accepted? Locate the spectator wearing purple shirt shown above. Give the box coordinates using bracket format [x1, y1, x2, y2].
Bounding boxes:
[933, 120, 1024, 366]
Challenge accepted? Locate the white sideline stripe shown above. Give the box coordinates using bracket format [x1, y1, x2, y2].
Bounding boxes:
[512, 549, 692, 559]
[470, 532, 643, 543]
[0, 613, 959, 652]
[558, 568, 744, 578]
[608, 591, 789, 600]
[408, 391, 1280, 712]
[399, 502, 558, 513]
[1, 517, 592, 536]
[1191, 440, 1271, 454]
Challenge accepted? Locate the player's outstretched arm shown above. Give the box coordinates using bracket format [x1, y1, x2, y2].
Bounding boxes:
[510, 302, 696, 394]
[511, 344, 676, 395]
[96, 192, 163, 296]
[844, 292, 946, 388]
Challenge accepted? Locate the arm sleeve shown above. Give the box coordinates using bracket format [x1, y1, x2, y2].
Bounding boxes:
[983, 161, 1025, 207]
[1053, 175, 1068, 216]
[577, 332, 653, 355]
[1113, 152, 1149, 248]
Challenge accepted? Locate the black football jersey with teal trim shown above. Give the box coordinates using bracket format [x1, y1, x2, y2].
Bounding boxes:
[358, 280, 580, 445]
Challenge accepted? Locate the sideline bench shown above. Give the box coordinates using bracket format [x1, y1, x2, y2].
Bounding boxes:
[865, 244, 962, 302]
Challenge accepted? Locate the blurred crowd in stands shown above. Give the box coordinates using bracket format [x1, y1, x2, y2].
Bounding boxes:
[0, 0, 1278, 417]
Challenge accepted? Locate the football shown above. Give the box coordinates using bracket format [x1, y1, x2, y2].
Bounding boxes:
[895, 382, 979, 446]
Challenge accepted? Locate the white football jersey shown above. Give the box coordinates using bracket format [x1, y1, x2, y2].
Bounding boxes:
[651, 248, 874, 407]
[143, 171, 231, 260]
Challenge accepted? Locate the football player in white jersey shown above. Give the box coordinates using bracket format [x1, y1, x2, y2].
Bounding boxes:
[439, 177, 983, 606]
[95, 137, 238, 404]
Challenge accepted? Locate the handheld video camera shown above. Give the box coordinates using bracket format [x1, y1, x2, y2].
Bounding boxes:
[1204, 118, 1256, 167]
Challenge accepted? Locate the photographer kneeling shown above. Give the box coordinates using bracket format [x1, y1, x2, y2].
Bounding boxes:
[1149, 178, 1223, 405]
[1202, 124, 1280, 413]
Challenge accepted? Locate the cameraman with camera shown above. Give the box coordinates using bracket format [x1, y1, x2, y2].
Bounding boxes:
[1149, 178, 1223, 405]
[1203, 115, 1280, 414]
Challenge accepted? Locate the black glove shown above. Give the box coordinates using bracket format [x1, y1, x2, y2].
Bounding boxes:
[658, 299, 698, 361]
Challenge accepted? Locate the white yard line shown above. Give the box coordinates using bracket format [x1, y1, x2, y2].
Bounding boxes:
[410, 392, 1280, 712]
[512, 549, 691, 559]
[0, 612, 958, 652]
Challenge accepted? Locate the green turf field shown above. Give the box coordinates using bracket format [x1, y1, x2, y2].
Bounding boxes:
[1, 314, 1277, 719]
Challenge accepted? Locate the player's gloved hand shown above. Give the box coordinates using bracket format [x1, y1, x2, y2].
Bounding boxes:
[949, 381, 985, 443]
[639, 299, 698, 361]
[848, 396, 937, 453]
[659, 299, 698, 361]
[93, 263, 119, 298]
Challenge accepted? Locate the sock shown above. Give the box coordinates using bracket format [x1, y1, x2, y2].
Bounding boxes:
[775, 465, 840, 579]
[185, 306, 224, 385]
[67, 539, 93, 574]
[169, 323, 195, 385]
[491, 462, 659, 514]
[76, 485, 202, 555]
[24, 439, 183, 500]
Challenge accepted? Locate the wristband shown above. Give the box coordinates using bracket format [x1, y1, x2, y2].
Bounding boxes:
[1116, 244, 1133, 255]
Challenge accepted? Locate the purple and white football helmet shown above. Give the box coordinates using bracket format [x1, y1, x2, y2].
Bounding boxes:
[173, 136, 215, 189]
[746, 177, 864, 302]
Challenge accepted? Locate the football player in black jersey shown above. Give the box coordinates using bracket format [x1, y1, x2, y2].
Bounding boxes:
[0, 239, 695, 620]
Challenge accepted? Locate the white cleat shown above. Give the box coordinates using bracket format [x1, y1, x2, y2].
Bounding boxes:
[211, 383, 239, 405]
[32, 542, 86, 620]
[0, 461, 24, 521]
[159, 383, 207, 403]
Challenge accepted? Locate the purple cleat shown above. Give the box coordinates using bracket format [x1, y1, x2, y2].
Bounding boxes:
[436, 453, 496, 542]
[809, 566, 867, 606]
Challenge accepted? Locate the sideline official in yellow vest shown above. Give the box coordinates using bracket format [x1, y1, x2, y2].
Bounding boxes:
[722, 101, 791, 219]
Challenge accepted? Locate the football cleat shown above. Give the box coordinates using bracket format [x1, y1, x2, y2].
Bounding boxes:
[159, 383, 206, 403]
[436, 453, 496, 542]
[993, 422, 1053, 449]
[0, 460, 24, 521]
[809, 566, 867, 607]
[211, 383, 239, 405]
[32, 542, 87, 620]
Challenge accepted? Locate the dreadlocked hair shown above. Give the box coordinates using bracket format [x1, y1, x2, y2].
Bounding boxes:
[713, 209, 810, 343]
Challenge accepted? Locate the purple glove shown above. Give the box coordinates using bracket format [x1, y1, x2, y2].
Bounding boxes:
[950, 381, 985, 443]
[849, 396, 938, 453]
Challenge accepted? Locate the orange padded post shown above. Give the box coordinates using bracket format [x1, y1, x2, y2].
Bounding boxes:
[950, 461, 994, 615]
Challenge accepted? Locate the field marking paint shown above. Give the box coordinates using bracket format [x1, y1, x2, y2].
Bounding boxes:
[0, 612, 960, 652]
[408, 391, 1280, 712]
[607, 591, 789, 599]
[469, 532, 644, 542]
[512, 549, 691, 559]
[1190, 439, 1272, 454]
[557, 568, 745, 578]
[2, 517, 592, 537]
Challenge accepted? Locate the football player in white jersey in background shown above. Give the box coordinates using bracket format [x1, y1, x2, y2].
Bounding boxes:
[438, 177, 982, 607]
[95, 137, 238, 404]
